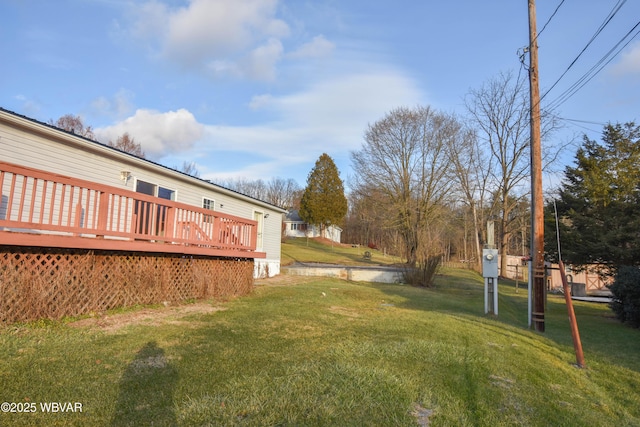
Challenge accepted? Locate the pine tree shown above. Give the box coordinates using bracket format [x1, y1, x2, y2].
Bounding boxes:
[299, 153, 348, 238]
[551, 122, 640, 268]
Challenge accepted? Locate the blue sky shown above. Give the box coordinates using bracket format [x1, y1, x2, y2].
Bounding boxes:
[2, 0, 639, 189]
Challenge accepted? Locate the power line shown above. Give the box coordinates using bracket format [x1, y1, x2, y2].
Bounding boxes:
[541, 0, 627, 104]
[557, 116, 607, 134]
[536, 0, 565, 40]
[518, 0, 566, 71]
[546, 19, 640, 111]
[560, 117, 607, 126]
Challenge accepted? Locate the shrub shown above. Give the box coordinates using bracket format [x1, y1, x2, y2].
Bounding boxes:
[609, 266, 640, 328]
[402, 255, 441, 288]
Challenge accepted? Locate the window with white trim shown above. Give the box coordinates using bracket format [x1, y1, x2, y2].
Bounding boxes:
[203, 198, 215, 211]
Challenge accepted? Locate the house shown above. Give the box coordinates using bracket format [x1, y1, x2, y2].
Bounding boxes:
[0, 108, 285, 323]
[283, 209, 342, 243]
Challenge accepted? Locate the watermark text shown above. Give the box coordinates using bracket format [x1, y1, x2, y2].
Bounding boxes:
[1, 402, 83, 413]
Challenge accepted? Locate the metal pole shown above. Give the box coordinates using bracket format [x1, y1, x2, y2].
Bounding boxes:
[485, 277, 489, 314]
[559, 260, 586, 368]
[554, 201, 585, 367]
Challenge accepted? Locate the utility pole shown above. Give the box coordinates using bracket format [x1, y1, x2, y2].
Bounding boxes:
[528, 0, 545, 332]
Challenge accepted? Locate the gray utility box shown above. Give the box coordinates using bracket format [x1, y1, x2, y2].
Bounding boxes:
[571, 282, 587, 297]
[482, 249, 499, 278]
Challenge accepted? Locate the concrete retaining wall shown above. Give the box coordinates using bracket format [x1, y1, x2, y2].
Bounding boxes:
[282, 265, 404, 284]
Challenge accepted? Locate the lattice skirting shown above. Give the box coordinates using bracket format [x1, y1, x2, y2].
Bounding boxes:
[0, 246, 254, 324]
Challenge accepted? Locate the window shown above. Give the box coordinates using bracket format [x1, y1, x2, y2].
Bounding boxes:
[136, 180, 155, 196]
[203, 198, 215, 223]
[136, 180, 175, 200]
[203, 198, 215, 210]
[134, 180, 176, 236]
[158, 186, 175, 201]
[291, 223, 307, 231]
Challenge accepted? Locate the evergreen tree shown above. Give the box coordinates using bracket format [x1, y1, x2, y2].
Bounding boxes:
[551, 122, 640, 269]
[299, 153, 348, 238]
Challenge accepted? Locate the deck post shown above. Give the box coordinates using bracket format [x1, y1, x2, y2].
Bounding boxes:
[96, 192, 109, 238]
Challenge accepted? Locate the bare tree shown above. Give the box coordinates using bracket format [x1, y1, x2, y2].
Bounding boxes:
[215, 178, 268, 202]
[214, 176, 301, 208]
[344, 184, 396, 250]
[179, 161, 200, 178]
[108, 132, 146, 158]
[351, 106, 458, 266]
[49, 114, 95, 139]
[266, 177, 301, 209]
[447, 124, 493, 269]
[465, 71, 560, 274]
[465, 71, 532, 275]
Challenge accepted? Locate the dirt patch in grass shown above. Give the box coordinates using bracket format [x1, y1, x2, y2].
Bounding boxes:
[255, 275, 319, 286]
[68, 275, 315, 332]
[68, 302, 225, 333]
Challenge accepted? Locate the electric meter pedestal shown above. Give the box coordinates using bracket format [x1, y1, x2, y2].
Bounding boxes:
[482, 248, 499, 315]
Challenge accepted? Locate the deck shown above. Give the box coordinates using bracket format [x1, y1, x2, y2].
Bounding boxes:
[0, 161, 264, 258]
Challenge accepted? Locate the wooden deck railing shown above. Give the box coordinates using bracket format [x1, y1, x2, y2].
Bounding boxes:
[0, 161, 264, 258]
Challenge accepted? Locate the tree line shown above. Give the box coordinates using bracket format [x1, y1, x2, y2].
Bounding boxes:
[47, 70, 556, 273]
[49, 76, 640, 324]
[50, 69, 639, 280]
[343, 71, 562, 272]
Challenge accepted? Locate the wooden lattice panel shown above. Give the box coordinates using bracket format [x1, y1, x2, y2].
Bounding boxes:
[0, 247, 254, 324]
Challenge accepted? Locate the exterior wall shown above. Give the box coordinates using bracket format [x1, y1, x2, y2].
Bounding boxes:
[284, 221, 342, 243]
[285, 221, 310, 239]
[324, 225, 342, 243]
[502, 255, 529, 281]
[546, 263, 611, 293]
[500, 254, 611, 293]
[0, 110, 284, 277]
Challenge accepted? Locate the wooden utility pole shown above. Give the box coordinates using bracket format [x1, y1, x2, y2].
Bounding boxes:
[528, 0, 545, 332]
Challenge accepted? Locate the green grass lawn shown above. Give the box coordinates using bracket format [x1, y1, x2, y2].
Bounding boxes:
[281, 237, 403, 266]
[1, 267, 639, 426]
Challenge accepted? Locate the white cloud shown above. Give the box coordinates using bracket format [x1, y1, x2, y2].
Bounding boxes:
[289, 35, 334, 59]
[197, 69, 424, 180]
[90, 89, 134, 118]
[127, 0, 170, 41]
[95, 109, 205, 159]
[610, 41, 640, 77]
[244, 38, 284, 80]
[120, 0, 336, 81]
[200, 160, 285, 182]
[163, 0, 287, 64]
[13, 94, 42, 118]
[267, 71, 423, 140]
[249, 94, 273, 110]
[204, 38, 284, 80]
[123, 0, 290, 80]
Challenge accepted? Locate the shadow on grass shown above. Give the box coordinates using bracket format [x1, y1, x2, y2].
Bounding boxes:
[111, 341, 178, 426]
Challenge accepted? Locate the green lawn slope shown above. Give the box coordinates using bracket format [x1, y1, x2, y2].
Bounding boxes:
[1, 239, 638, 426]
